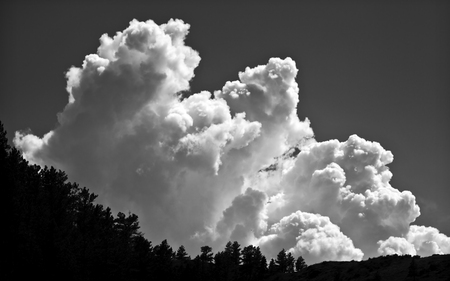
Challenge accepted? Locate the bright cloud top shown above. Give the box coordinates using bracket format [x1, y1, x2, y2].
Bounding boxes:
[13, 18, 449, 264]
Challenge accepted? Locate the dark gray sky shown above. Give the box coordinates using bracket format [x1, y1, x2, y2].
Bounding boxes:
[1, 0, 449, 236]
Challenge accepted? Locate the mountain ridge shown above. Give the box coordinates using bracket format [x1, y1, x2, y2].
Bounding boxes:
[265, 254, 450, 281]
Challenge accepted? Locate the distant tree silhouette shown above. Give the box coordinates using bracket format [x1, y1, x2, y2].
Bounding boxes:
[172, 245, 192, 281]
[242, 245, 256, 280]
[216, 241, 240, 280]
[295, 255, 307, 272]
[200, 245, 214, 263]
[259, 255, 268, 277]
[231, 241, 242, 266]
[175, 245, 189, 260]
[198, 246, 213, 280]
[286, 252, 295, 273]
[241, 245, 267, 281]
[130, 235, 153, 280]
[276, 248, 288, 273]
[115, 212, 141, 239]
[213, 251, 228, 281]
[152, 239, 174, 279]
[268, 258, 277, 274]
[113, 212, 142, 277]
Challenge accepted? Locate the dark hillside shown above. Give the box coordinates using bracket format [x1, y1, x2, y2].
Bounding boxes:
[264, 254, 450, 281]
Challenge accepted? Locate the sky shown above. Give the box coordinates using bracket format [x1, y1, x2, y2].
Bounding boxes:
[1, 0, 449, 263]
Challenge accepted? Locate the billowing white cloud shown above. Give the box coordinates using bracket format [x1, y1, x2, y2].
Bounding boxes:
[377, 225, 450, 256]
[13, 18, 449, 263]
[250, 134, 422, 258]
[258, 211, 363, 265]
[215, 188, 268, 243]
[406, 225, 450, 256]
[377, 237, 417, 256]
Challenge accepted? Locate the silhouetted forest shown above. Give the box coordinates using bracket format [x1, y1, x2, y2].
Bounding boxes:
[2, 120, 449, 281]
[1, 121, 306, 281]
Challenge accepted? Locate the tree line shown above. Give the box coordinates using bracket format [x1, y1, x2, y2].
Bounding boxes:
[1, 121, 307, 281]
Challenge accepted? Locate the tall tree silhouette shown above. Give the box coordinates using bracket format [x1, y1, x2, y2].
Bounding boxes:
[200, 245, 214, 263]
[213, 250, 229, 281]
[176, 245, 189, 261]
[199, 245, 213, 280]
[295, 255, 307, 272]
[276, 248, 288, 273]
[241, 245, 267, 281]
[152, 239, 174, 279]
[268, 258, 277, 274]
[286, 252, 295, 273]
[222, 241, 241, 280]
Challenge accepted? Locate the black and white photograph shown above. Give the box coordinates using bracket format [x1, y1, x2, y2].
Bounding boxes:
[1, 1, 449, 280]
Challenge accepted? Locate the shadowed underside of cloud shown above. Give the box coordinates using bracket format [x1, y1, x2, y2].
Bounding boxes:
[13, 18, 449, 263]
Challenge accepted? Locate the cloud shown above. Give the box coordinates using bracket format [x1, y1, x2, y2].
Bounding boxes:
[377, 225, 450, 256]
[13, 18, 449, 262]
[13, 18, 313, 255]
[406, 225, 450, 256]
[251, 134, 421, 258]
[258, 211, 363, 265]
[215, 187, 268, 243]
[377, 237, 417, 256]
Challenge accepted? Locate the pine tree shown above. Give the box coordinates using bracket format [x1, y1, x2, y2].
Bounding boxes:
[286, 252, 295, 273]
[231, 241, 242, 265]
[276, 248, 288, 273]
[269, 258, 277, 274]
[259, 255, 268, 278]
[213, 251, 228, 281]
[242, 245, 257, 280]
[295, 255, 307, 272]
[176, 245, 189, 260]
[130, 235, 153, 279]
[200, 245, 214, 263]
[152, 239, 174, 279]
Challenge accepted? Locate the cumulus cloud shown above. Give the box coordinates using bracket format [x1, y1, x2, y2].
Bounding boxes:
[406, 225, 450, 256]
[215, 188, 268, 243]
[13, 18, 312, 255]
[250, 134, 422, 258]
[377, 237, 417, 256]
[377, 225, 450, 257]
[13, 18, 449, 262]
[259, 211, 363, 265]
